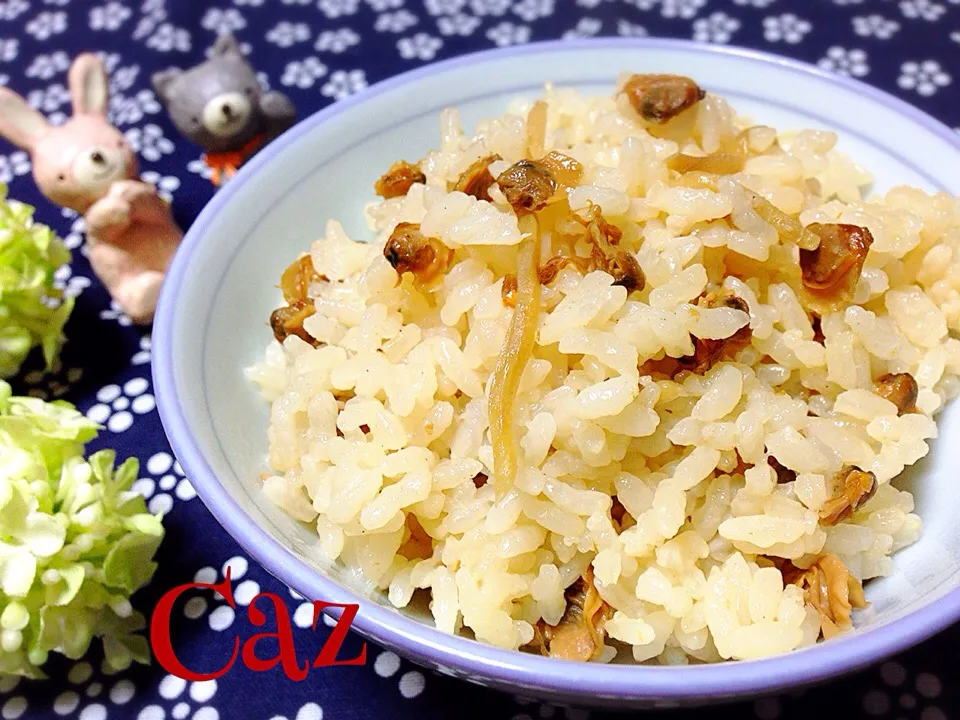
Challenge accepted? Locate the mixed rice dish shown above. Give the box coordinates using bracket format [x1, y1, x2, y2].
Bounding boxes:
[247, 73, 960, 664]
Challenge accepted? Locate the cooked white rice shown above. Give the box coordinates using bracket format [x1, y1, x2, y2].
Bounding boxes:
[247, 77, 960, 664]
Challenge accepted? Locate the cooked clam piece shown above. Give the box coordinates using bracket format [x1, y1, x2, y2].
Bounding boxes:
[819, 466, 878, 526]
[454, 154, 501, 201]
[496, 159, 558, 213]
[374, 160, 426, 199]
[875, 372, 918, 415]
[799, 223, 873, 302]
[622, 73, 706, 123]
[383, 222, 455, 284]
[533, 569, 612, 661]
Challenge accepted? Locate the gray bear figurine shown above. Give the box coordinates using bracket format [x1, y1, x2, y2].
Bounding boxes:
[151, 35, 296, 186]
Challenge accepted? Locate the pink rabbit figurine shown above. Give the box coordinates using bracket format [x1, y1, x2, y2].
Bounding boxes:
[0, 53, 183, 325]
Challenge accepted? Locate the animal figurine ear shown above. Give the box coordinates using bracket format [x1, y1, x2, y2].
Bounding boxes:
[69, 53, 109, 118]
[0, 87, 50, 151]
[211, 34, 242, 57]
[151, 68, 182, 101]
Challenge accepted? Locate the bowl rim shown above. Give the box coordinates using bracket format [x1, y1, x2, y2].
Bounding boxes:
[154, 37, 960, 702]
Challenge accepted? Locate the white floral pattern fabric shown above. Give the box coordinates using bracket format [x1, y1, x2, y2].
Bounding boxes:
[0, 1, 958, 719]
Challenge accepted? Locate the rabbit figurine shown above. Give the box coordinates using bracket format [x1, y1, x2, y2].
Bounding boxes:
[0, 53, 183, 325]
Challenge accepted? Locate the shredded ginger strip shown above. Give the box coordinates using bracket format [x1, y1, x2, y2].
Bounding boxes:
[526, 100, 547, 160]
[491, 213, 542, 496]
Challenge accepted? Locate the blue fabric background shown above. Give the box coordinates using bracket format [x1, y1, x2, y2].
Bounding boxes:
[1, 0, 959, 718]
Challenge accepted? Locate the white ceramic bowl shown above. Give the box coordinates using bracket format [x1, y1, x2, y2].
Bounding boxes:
[154, 39, 960, 707]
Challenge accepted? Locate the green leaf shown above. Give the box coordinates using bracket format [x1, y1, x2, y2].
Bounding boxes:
[87, 449, 117, 485]
[0, 185, 73, 379]
[45, 564, 85, 607]
[37, 605, 95, 659]
[99, 610, 151, 669]
[103, 532, 162, 594]
[123, 513, 165, 537]
[110, 457, 139, 494]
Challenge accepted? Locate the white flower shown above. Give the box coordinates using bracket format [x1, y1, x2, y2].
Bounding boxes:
[437, 13, 480, 35]
[375, 9, 419, 32]
[397, 32, 443, 60]
[318, 0, 360, 18]
[25, 51, 70, 79]
[661, 0, 705, 19]
[143, 676, 217, 718]
[898, 60, 951, 96]
[204, 40, 252, 59]
[147, 24, 192, 52]
[280, 57, 328, 88]
[0, 151, 29, 184]
[577, 0, 613, 7]
[486, 20, 530, 46]
[266, 21, 311, 47]
[692, 11, 740, 43]
[370, 650, 427, 698]
[188, 557, 263, 631]
[367, 0, 404, 9]
[133, 10, 163, 42]
[952, 30, 960, 43]
[96, 51, 122, 74]
[513, 0, 553, 21]
[899, 0, 944, 20]
[563, 16, 602, 38]
[100, 299, 131, 325]
[852, 14, 900, 39]
[762, 13, 812, 43]
[111, 64, 140, 93]
[617, 19, 648, 36]
[818, 46, 869, 77]
[832, 0, 865, 4]
[201, 7, 247, 34]
[280, 0, 311, 4]
[425, 0, 465, 14]
[733, 0, 776, 6]
[0, 38, 17, 62]
[86, 378, 156, 433]
[89, 1, 131, 31]
[27, 83, 70, 113]
[187, 157, 214, 180]
[132, 451, 197, 514]
[60, 216, 85, 250]
[625, 0, 659, 9]
[470, 0, 510, 15]
[52, 265, 91, 300]
[141, 171, 180, 202]
[257, 71, 270, 91]
[131, 334, 152, 366]
[315, 27, 361, 52]
[234, 0, 265, 5]
[0, 0, 28, 21]
[124, 124, 174, 162]
[321, 69, 367, 100]
[110, 88, 162, 126]
[26, 11, 68, 40]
